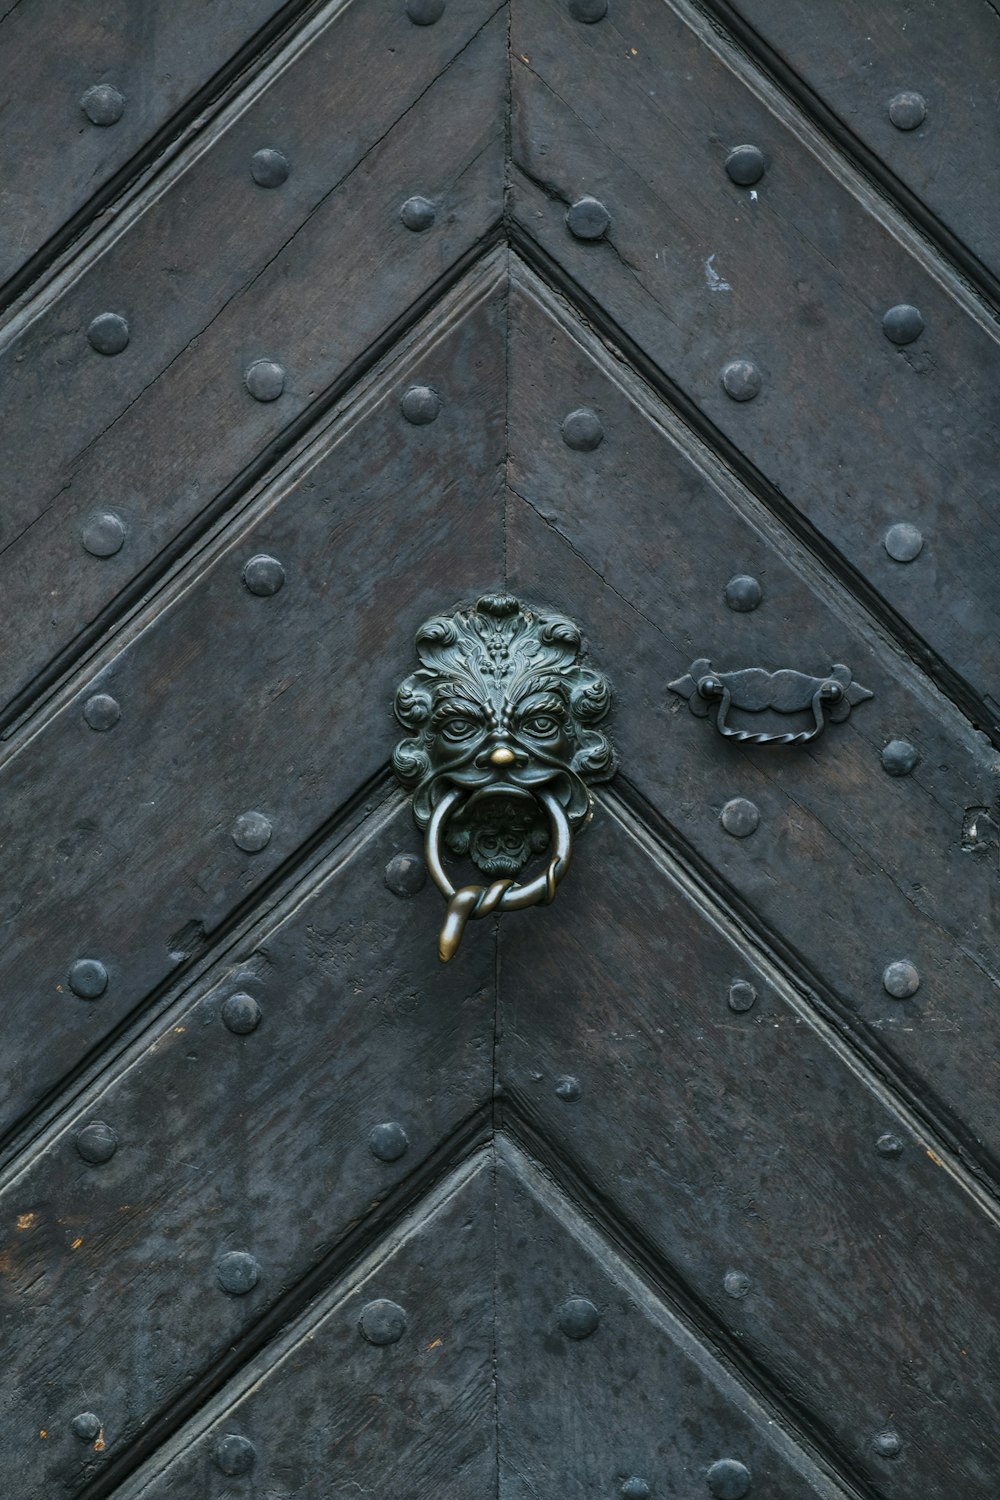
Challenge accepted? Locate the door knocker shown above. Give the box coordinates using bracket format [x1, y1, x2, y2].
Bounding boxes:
[393, 594, 616, 961]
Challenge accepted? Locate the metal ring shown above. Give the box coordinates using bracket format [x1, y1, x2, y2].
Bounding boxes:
[425, 786, 573, 912]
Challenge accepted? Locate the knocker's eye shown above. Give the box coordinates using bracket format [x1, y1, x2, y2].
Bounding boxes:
[522, 714, 560, 737]
[440, 717, 479, 742]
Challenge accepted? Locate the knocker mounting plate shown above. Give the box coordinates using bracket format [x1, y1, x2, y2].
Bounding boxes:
[393, 594, 615, 960]
[669, 658, 872, 744]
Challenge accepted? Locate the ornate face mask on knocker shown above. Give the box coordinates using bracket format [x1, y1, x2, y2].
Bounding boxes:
[392, 594, 616, 960]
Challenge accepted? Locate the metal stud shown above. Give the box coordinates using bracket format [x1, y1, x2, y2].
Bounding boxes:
[216, 1250, 260, 1295]
[882, 304, 924, 345]
[555, 1076, 581, 1102]
[400, 385, 441, 424]
[405, 0, 445, 23]
[213, 1434, 257, 1475]
[621, 1481, 651, 1500]
[400, 195, 436, 231]
[81, 511, 126, 558]
[75, 1120, 118, 1164]
[721, 360, 761, 402]
[231, 811, 272, 853]
[881, 739, 919, 776]
[359, 1298, 407, 1344]
[71, 1413, 102, 1442]
[242, 554, 285, 596]
[80, 84, 125, 126]
[724, 575, 762, 612]
[244, 359, 285, 402]
[68, 958, 108, 1000]
[723, 1269, 751, 1298]
[884, 523, 923, 562]
[883, 960, 919, 999]
[250, 148, 289, 187]
[385, 853, 427, 896]
[561, 407, 604, 451]
[87, 313, 129, 355]
[876, 1133, 904, 1157]
[872, 1430, 901, 1459]
[83, 693, 120, 731]
[706, 1460, 751, 1499]
[725, 144, 765, 186]
[566, 195, 610, 240]
[557, 1296, 600, 1339]
[720, 798, 759, 838]
[221, 993, 262, 1035]
[888, 92, 926, 131]
[570, 0, 609, 18]
[368, 1122, 409, 1162]
[727, 979, 756, 1013]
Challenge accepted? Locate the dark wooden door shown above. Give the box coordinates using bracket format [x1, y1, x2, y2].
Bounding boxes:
[2, 3, 998, 1497]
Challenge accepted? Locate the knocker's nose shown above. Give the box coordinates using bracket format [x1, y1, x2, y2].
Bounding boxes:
[489, 746, 517, 767]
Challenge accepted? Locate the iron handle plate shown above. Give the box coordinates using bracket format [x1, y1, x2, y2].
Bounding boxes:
[669, 659, 873, 745]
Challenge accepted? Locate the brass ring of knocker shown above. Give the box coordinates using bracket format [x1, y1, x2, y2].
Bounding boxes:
[425, 785, 573, 962]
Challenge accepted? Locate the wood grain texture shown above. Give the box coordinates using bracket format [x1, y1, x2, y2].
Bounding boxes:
[505, 266, 1000, 1173]
[509, 0, 1000, 717]
[0, 0, 294, 294]
[718, 0, 1000, 292]
[0, 808, 493, 1494]
[110, 1153, 496, 1500]
[497, 811, 1000, 1499]
[0, 267, 505, 1142]
[496, 1139, 847, 1499]
[0, 0, 504, 721]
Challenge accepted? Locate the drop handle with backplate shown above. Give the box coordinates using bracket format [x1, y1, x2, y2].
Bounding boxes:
[668, 659, 873, 744]
[393, 594, 616, 962]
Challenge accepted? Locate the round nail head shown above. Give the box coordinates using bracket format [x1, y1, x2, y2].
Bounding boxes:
[242, 554, 285, 596]
[81, 84, 125, 126]
[555, 1075, 581, 1102]
[881, 739, 919, 776]
[877, 1133, 904, 1157]
[725, 144, 765, 186]
[221, 993, 262, 1035]
[75, 1120, 118, 1164]
[406, 0, 445, 22]
[81, 511, 126, 557]
[621, 1482, 651, 1500]
[360, 1298, 407, 1344]
[882, 303, 924, 345]
[68, 958, 108, 1000]
[888, 92, 926, 131]
[244, 359, 286, 402]
[385, 853, 427, 896]
[401, 384, 441, 424]
[724, 574, 762, 612]
[723, 1269, 751, 1298]
[71, 1412, 102, 1441]
[561, 407, 604, 451]
[883, 960, 920, 999]
[369, 1121, 409, 1162]
[884, 522, 923, 562]
[213, 1434, 257, 1475]
[87, 312, 129, 355]
[400, 195, 436, 231]
[83, 692, 120, 731]
[217, 1250, 260, 1296]
[558, 1296, 600, 1339]
[251, 147, 289, 187]
[720, 798, 759, 838]
[566, 195, 610, 240]
[721, 360, 761, 402]
[232, 811, 272, 853]
[727, 979, 757, 1013]
[707, 1460, 751, 1499]
[872, 1429, 901, 1459]
[569, 0, 609, 18]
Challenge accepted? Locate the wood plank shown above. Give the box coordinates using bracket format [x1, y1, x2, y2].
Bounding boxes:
[719, 0, 1000, 291]
[107, 1155, 495, 1499]
[496, 1139, 848, 1498]
[0, 810, 493, 1494]
[509, 0, 1000, 718]
[505, 265, 1000, 1170]
[497, 811, 1000, 1499]
[0, 0, 504, 721]
[0, 264, 505, 1141]
[0, 0, 292, 294]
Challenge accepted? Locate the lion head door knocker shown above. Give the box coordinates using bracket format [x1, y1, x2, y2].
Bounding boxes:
[393, 594, 616, 961]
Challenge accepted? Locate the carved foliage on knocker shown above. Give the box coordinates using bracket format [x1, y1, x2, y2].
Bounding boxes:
[393, 594, 616, 959]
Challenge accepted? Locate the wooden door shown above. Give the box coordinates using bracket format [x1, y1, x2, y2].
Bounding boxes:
[2, 3, 998, 1496]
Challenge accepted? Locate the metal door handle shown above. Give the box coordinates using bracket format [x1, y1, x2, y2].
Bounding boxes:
[393, 594, 615, 960]
[669, 659, 872, 745]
